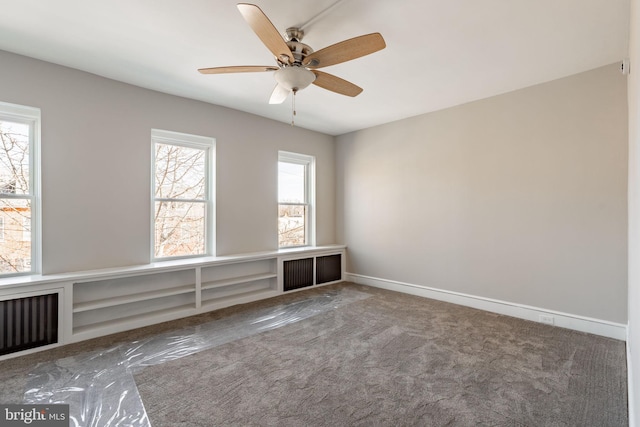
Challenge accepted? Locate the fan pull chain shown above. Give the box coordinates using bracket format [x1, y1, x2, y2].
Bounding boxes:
[291, 89, 297, 126]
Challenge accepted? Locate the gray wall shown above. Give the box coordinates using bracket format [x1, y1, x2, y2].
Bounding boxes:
[0, 50, 336, 274]
[627, 0, 640, 422]
[0, 48, 629, 326]
[337, 64, 628, 323]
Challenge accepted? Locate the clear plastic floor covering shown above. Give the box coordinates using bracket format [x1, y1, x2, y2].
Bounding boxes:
[24, 288, 370, 427]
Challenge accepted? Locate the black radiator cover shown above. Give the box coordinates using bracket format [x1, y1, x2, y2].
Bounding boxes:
[0, 293, 58, 356]
[283, 258, 314, 291]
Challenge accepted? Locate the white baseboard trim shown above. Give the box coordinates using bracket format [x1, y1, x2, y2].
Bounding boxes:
[346, 273, 627, 341]
[629, 325, 635, 427]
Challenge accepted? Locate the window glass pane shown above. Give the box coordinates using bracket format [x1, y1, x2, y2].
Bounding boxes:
[154, 201, 205, 258]
[278, 161, 305, 203]
[0, 120, 30, 195]
[278, 204, 306, 247]
[0, 198, 31, 274]
[22, 217, 31, 241]
[155, 143, 206, 200]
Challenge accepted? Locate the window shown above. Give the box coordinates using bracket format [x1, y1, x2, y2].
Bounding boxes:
[0, 102, 40, 276]
[278, 151, 315, 248]
[152, 129, 214, 260]
[22, 217, 31, 241]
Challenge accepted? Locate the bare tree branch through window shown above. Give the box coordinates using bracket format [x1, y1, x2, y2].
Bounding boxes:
[0, 120, 32, 274]
[153, 139, 209, 259]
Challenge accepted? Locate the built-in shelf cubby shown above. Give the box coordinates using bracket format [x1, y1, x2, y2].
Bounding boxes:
[72, 269, 197, 337]
[200, 258, 278, 309]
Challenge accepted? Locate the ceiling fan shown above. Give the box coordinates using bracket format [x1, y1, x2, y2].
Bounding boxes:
[198, 3, 386, 105]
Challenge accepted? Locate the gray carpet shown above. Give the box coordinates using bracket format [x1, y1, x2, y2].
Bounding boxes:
[132, 283, 628, 426]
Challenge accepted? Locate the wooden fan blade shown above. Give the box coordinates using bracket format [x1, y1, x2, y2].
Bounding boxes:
[237, 3, 293, 64]
[269, 84, 290, 104]
[312, 71, 363, 97]
[198, 65, 278, 74]
[303, 33, 386, 69]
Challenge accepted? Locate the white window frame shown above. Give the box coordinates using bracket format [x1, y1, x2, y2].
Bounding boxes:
[278, 151, 315, 248]
[0, 101, 41, 277]
[151, 129, 215, 261]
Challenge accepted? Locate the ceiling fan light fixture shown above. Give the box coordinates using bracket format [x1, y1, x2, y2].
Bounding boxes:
[274, 67, 316, 91]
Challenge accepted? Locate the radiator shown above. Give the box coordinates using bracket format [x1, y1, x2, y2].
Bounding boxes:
[316, 254, 342, 284]
[283, 254, 343, 292]
[283, 258, 314, 291]
[0, 293, 59, 356]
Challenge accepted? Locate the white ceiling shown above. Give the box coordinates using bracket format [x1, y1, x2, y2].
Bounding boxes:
[0, 0, 630, 136]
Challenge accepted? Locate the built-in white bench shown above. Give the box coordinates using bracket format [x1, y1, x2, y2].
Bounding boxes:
[0, 245, 345, 360]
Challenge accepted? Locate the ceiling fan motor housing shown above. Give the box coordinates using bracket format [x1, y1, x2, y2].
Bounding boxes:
[284, 27, 314, 65]
[286, 41, 314, 64]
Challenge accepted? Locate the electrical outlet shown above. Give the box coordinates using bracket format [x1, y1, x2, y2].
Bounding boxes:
[539, 315, 555, 326]
[621, 58, 631, 75]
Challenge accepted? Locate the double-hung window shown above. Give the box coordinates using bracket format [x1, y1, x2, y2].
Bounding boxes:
[278, 151, 315, 248]
[152, 129, 214, 260]
[0, 102, 40, 276]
